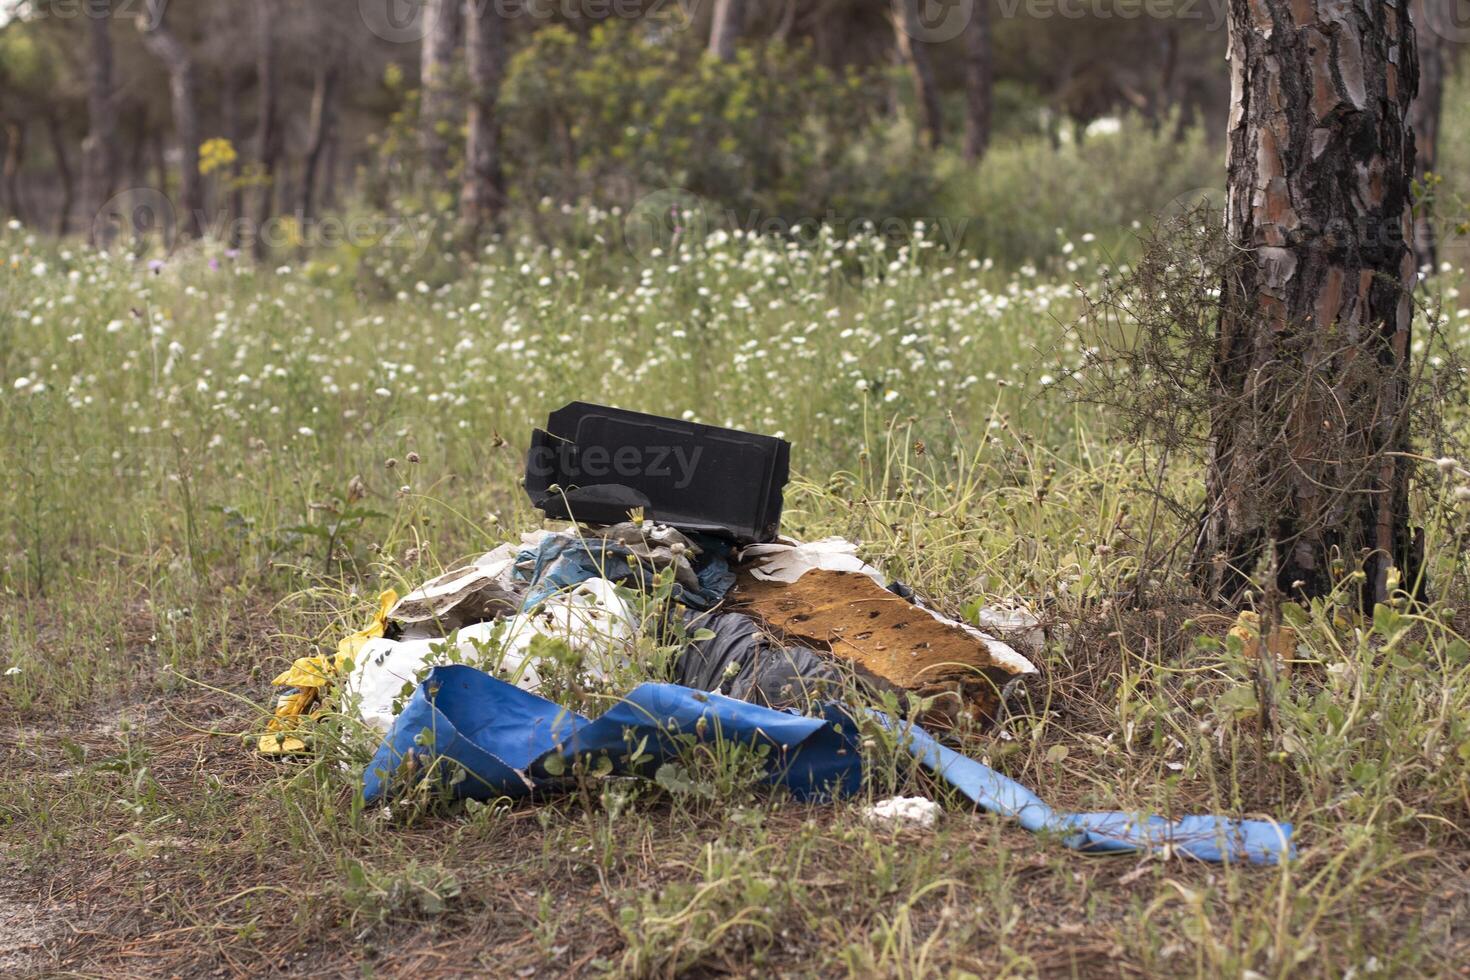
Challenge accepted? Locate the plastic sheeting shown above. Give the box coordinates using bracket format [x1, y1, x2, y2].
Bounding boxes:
[363, 665, 1294, 865]
[672, 611, 850, 708]
[346, 579, 637, 732]
[516, 526, 735, 611]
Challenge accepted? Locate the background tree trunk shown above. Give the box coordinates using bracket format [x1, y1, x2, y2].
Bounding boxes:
[2, 121, 26, 227]
[1195, 0, 1421, 610]
[1408, 0, 1448, 268]
[81, 0, 118, 245]
[138, 0, 203, 239]
[46, 115, 74, 236]
[420, 0, 461, 185]
[962, 0, 993, 162]
[709, 0, 743, 62]
[252, 0, 281, 259]
[221, 69, 245, 247]
[892, 0, 942, 149]
[458, 0, 506, 244]
[300, 63, 339, 224]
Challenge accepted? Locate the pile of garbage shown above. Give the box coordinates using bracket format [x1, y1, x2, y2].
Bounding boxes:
[259, 403, 1292, 865]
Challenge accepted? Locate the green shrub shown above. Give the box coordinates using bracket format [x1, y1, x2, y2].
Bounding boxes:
[934, 113, 1220, 266]
[499, 23, 936, 228]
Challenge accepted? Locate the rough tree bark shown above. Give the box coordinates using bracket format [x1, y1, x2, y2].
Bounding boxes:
[892, 0, 943, 148]
[300, 62, 339, 224]
[1408, 0, 1448, 268]
[458, 0, 506, 243]
[252, 0, 281, 259]
[81, 0, 118, 246]
[709, 0, 743, 62]
[46, 116, 74, 236]
[420, 0, 461, 183]
[1195, 0, 1422, 610]
[137, 0, 203, 238]
[962, 0, 993, 162]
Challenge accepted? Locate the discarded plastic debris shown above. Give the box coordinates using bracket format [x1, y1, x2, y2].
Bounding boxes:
[390, 541, 526, 635]
[517, 522, 734, 611]
[348, 578, 637, 732]
[735, 568, 1036, 724]
[363, 665, 1295, 866]
[863, 796, 943, 830]
[673, 611, 851, 709]
[742, 536, 888, 586]
[259, 589, 398, 755]
[524, 402, 790, 543]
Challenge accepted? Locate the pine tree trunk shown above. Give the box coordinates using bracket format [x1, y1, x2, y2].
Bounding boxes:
[81, 0, 119, 246]
[892, 0, 943, 149]
[138, 0, 203, 239]
[962, 0, 993, 162]
[252, 0, 281, 259]
[300, 62, 339, 224]
[1408, 0, 1448, 268]
[420, 0, 461, 184]
[47, 115, 74, 237]
[709, 0, 743, 62]
[1195, 0, 1421, 610]
[458, 0, 506, 244]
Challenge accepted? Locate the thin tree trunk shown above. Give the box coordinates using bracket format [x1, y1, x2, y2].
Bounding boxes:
[222, 68, 245, 247]
[252, 0, 281, 259]
[420, 0, 461, 184]
[2, 122, 26, 227]
[125, 109, 147, 187]
[1409, 0, 1448, 269]
[962, 0, 992, 162]
[458, 0, 506, 244]
[137, 0, 203, 238]
[892, 0, 942, 149]
[150, 129, 167, 198]
[81, 0, 119, 246]
[709, 0, 743, 62]
[321, 131, 340, 211]
[1196, 0, 1421, 610]
[46, 116, 74, 236]
[300, 63, 340, 224]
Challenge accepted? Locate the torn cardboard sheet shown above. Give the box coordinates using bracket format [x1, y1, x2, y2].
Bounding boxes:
[741, 537, 1046, 660]
[734, 569, 1036, 723]
[389, 542, 527, 634]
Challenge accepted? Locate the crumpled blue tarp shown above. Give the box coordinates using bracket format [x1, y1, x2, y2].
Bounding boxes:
[515, 532, 734, 611]
[362, 666, 1293, 865]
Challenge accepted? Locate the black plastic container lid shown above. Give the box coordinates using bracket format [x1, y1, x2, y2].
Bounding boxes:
[523, 401, 790, 543]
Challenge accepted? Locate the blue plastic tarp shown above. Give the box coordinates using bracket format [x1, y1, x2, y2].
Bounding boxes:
[362, 665, 1293, 865]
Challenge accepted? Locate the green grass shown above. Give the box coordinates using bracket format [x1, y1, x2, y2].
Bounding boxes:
[2, 217, 1469, 976]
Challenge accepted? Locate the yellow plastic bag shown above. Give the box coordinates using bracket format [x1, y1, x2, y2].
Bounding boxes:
[258, 590, 398, 755]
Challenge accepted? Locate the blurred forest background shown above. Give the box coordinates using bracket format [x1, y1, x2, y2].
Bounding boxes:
[1, 0, 1460, 267]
